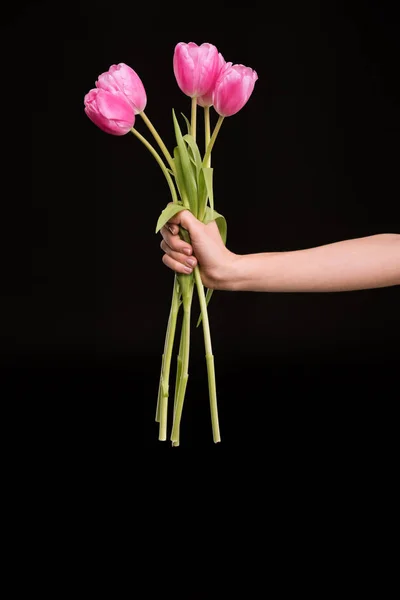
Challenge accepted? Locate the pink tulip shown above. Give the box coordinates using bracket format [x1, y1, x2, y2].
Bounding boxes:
[84, 88, 136, 136]
[173, 42, 221, 98]
[197, 53, 227, 108]
[212, 64, 258, 117]
[95, 63, 147, 115]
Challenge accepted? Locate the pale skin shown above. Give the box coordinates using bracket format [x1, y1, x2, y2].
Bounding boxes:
[160, 210, 400, 292]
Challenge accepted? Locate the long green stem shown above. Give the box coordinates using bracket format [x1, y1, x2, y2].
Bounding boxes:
[171, 283, 194, 445]
[171, 305, 185, 448]
[204, 106, 211, 167]
[156, 286, 174, 422]
[156, 355, 165, 423]
[131, 123, 182, 440]
[140, 112, 175, 173]
[130, 127, 178, 204]
[194, 266, 221, 443]
[173, 304, 184, 423]
[191, 97, 197, 141]
[203, 115, 224, 167]
[157, 276, 181, 441]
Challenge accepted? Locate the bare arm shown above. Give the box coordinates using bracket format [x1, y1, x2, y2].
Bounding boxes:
[228, 234, 400, 292]
[160, 211, 400, 292]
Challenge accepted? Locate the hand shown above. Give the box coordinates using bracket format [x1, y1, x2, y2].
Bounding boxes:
[160, 210, 238, 290]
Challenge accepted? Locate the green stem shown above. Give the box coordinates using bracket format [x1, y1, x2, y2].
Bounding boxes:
[203, 115, 224, 167]
[180, 190, 190, 210]
[171, 301, 185, 448]
[171, 283, 194, 445]
[173, 306, 184, 423]
[204, 106, 211, 167]
[155, 354, 164, 423]
[194, 266, 221, 443]
[140, 111, 175, 173]
[191, 97, 197, 141]
[156, 282, 175, 422]
[130, 127, 178, 204]
[157, 276, 181, 441]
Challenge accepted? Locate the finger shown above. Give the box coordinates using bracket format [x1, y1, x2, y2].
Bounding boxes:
[163, 203, 182, 232]
[167, 210, 203, 235]
[162, 252, 195, 275]
[160, 240, 197, 269]
[160, 226, 193, 255]
[167, 212, 185, 225]
[166, 223, 179, 235]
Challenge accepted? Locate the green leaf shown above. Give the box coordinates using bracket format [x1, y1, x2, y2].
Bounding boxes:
[177, 272, 194, 306]
[202, 167, 214, 213]
[172, 109, 198, 217]
[196, 288, 214, 328]
[155, 202, 185, 233]
[183, 134, 202, 181]
[203, 206, 227, 245]
[180, 112, 191, 135]
[197, 168, 208, 223]
[173, 147, 186, 203]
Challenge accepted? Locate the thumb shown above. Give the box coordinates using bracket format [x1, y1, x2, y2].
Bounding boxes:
[170, 209, 204, 236]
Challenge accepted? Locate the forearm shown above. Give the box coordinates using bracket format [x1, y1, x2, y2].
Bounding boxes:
[222, 234, 400, 292]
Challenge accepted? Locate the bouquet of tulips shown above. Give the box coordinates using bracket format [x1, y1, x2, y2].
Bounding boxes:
[84, 42, 258, 445]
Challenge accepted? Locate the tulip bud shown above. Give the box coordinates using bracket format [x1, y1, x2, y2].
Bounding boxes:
[212, 64, 258, 117]
[96, 63, 147, 115]
[173, 42, 221, 99]
[84, 88, 136, 135]
[84, 63, 147, 135]
[197, 53, 227, 108]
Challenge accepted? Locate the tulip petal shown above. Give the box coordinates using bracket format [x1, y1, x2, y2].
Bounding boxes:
[96, 72, 120, 94]
[109, 63, 147, 113]
[96, 89, 135, 122]
[84, 88, 135, 135]
[213, 64, 258, 117]
[173, 41, 220, 98]
[96, 63, 147, 114]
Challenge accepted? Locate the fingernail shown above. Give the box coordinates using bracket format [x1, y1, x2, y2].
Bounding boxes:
[183, 247, 191, 255]
[184, 266, 192, 274]
[168, 226, 175, 234]
[186, 258, 196, 267]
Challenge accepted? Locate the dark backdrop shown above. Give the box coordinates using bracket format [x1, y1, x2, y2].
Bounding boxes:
[1, 0, 399, 451]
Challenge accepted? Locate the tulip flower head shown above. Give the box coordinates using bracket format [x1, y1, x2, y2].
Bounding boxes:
[212, 63, 258, 117]
[84, 63, 147, 135]
[197, 52, 227, 108]
[96, 63, 147, 114]
[84, 88, 136, 135]
[173, 42, 221, 99]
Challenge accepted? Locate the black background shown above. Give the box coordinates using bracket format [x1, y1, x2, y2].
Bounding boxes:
[1, 0, 399, 451]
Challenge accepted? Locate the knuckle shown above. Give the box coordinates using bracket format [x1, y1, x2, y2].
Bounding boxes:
[169, 238, 180, 251]
[160, 240, 170, 253]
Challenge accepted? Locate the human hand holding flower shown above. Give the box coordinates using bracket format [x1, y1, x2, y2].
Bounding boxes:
[160, 210, 238, 290]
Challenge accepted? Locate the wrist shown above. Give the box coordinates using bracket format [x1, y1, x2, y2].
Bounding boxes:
[213, 251, 245, 291]
[216, 252, 277, 292]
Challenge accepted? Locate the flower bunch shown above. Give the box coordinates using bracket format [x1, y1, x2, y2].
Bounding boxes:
[84, 42, 258, 445]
